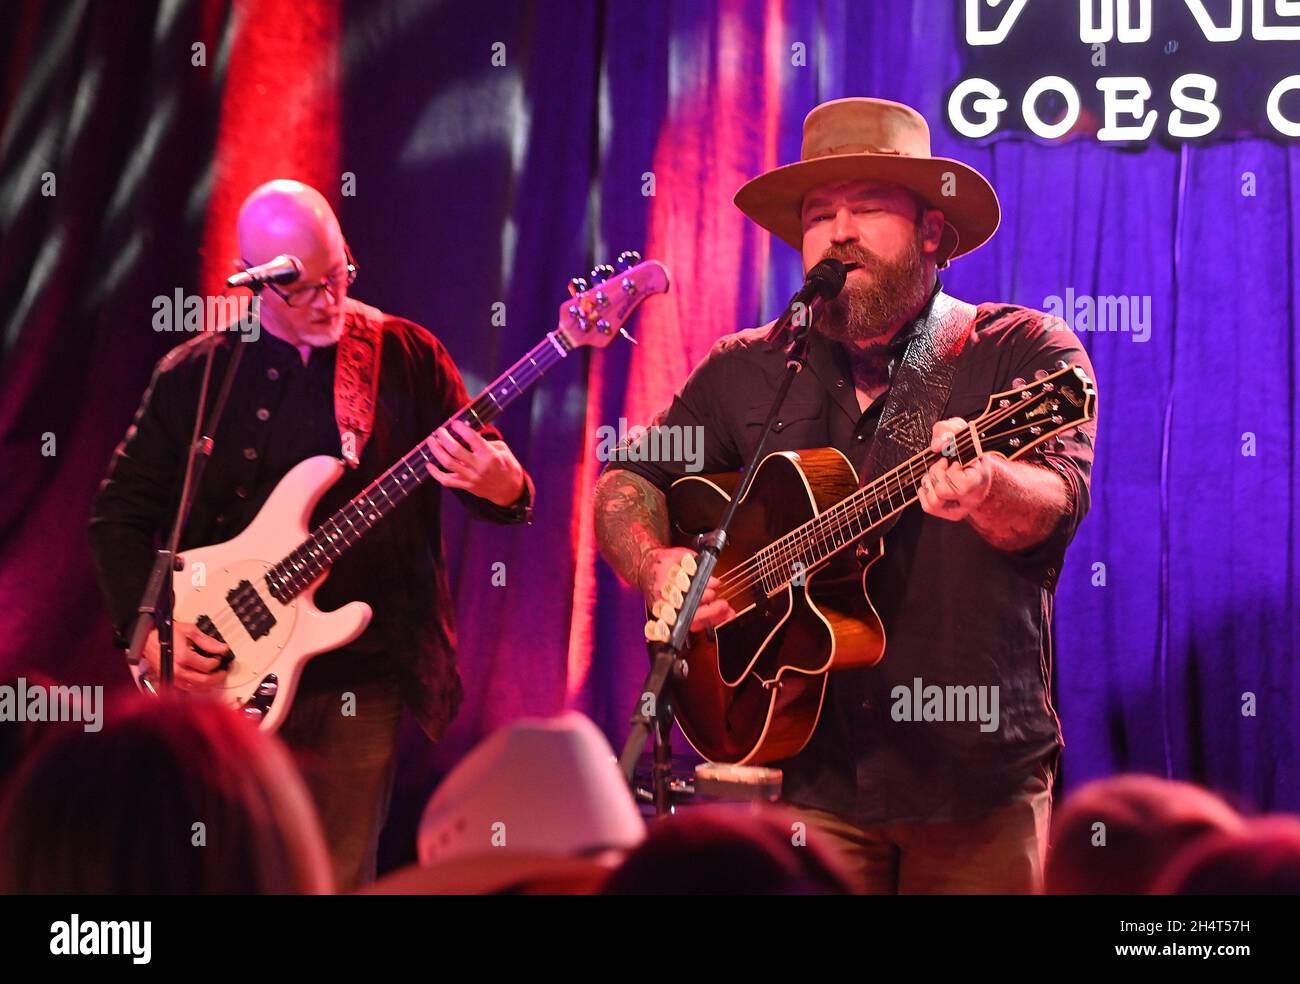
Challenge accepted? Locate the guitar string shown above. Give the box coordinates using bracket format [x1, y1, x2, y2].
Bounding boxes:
[679, 417, 997, 609]
[710, 397, 1028, 594]
[175, 271, 669, 658]
[713, 447, 936, 601]
[266, 339, 565, 586]
[715, 388, 1058, 591]
[202, 399, 1038, 642]
[198, 364, 1068, 648]
[711, 415, 1067, 609]
[199, 427, 488, 640]
[192, 338, 571, 645]
[716, 409, 1059, 599]
[198, 436, 477, 641]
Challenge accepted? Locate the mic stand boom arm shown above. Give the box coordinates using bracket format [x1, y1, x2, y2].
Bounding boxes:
[617, 313, 822, 807]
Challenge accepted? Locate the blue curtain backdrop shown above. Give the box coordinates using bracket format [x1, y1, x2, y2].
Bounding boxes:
[1, 0, 1296, 845]
[336, 0, 1299, 811]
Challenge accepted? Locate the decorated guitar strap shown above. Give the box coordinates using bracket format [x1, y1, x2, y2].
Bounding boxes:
[858, 289, 976, 539]
[334, 299, 385, 468]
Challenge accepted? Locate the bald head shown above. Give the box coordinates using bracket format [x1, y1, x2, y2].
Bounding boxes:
[238, 179, 345, 279]
[236, 180, 349, 350]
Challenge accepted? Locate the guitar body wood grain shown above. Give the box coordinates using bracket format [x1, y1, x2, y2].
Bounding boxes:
[666, 447, 886, 765]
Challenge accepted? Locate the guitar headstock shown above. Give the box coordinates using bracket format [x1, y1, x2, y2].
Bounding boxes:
[556, 252, 670, 350]
[974, 363, 1097, 459]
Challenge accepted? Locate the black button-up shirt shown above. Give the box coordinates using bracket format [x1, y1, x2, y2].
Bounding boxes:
[608, 296, 1097, 824]
[89, 299, 533, 741]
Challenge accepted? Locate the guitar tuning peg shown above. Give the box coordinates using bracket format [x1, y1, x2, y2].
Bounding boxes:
[568, 277, 589, 297]
[1011, 377, 1026, 388]
[1055, 360, 1069, 370]
[1034, 369, 1049, 380]
[590, 263, 615, 284]
[680, 554, 697, 577]
[615, 250, 641, 271]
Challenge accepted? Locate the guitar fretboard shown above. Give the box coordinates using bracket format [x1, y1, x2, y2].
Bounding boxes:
[750, 437, 981, 596]
[264, 331, 572, 604]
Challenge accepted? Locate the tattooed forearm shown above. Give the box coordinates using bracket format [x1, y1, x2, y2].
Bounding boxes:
[593, 469, 670, 591]
[966, 457, 1072, 552]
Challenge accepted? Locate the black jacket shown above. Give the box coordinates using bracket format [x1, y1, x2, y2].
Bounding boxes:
[88, 299, 533, 741]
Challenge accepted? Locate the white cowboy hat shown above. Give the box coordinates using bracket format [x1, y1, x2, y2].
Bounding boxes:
[372, 712, 644, 893]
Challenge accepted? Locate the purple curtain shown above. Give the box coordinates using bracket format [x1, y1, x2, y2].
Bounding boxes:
[3, 1, 1297, 870]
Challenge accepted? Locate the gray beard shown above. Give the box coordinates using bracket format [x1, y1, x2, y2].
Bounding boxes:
[815, 234, 931, 345]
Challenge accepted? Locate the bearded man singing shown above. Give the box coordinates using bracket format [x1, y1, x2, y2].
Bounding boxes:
[593, 97, 1099, 894]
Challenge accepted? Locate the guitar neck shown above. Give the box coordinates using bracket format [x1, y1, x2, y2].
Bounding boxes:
[265, 330, 572, 603]
[746, 364, 1097, 596]
[751, 423, 1004, 595]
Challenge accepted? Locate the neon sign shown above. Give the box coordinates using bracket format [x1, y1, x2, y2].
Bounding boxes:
[948, 1, 1300, 143]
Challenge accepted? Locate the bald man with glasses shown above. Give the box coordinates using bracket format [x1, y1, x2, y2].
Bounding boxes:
[90, 179, 535, 891]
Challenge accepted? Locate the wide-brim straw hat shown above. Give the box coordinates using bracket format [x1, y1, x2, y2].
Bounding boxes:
[734, 97, 1000, 265]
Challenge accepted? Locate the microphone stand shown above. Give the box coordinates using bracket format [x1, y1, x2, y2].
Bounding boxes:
[619, 300, 831, 812]
[125, 290, 256, 689]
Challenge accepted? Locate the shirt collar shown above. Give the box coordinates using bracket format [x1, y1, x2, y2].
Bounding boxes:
[254, 320, 339, 368]
[886, 277, 944, 366]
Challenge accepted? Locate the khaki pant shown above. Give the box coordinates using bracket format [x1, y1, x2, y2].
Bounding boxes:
[788, 774, 1052, 894]
[277, 650, 405, 893]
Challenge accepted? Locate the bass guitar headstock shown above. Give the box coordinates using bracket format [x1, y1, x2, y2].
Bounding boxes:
[555, 252, 670, 350]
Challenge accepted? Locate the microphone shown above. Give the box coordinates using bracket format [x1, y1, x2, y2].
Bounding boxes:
[226, 255, 304, 290]
[763, 258, 859, 349]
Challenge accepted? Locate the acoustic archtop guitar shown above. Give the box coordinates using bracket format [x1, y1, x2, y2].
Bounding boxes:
[653, 364, 1097, 765]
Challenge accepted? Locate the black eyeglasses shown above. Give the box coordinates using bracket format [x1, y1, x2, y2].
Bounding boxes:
[244, 242, 358, 308]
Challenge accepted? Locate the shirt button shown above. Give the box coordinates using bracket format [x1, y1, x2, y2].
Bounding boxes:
[856, 434, 865, 442]
[235, 486, 249, 499]
[837, 379, 846, 388]
[266, 367, 280, 381]
[243, 447, 258, 461]
[256, 407, 270, 422]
